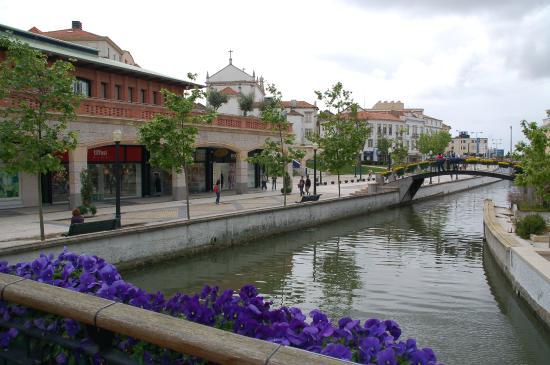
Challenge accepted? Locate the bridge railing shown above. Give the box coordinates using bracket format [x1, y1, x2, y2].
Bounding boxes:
[0, 273, 350, 365]
[380, 158, 517, 183]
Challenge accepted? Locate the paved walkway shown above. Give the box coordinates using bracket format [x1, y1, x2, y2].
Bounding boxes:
[0, 172, 481, 245]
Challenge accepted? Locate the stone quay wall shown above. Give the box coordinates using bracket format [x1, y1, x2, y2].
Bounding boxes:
[0, 176, 500, 269]
[483, 200, 550, 330]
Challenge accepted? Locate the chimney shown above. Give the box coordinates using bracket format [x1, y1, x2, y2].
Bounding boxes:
[72, 21, 82, 30]
[291, 99, 297, 108]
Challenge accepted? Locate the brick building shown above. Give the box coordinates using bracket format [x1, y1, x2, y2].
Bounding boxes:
[0, 23, 281, 209]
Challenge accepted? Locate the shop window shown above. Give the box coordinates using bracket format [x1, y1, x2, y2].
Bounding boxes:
[0, 170, 19, 199]
[72, 78, 90, 97]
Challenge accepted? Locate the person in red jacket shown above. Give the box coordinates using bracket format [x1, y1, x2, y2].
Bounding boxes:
[214, 180, 221, 205]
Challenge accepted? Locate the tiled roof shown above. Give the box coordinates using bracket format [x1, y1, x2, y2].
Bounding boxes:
[220, 87, 239, 95]
[287, 110, 304, 116]
[30, 27, 124, 54]
[356, 111, 402, 121]
[1, 24, 200, 89]
[281, 100, 317, 109]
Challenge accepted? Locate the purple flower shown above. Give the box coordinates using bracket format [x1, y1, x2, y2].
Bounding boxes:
[79, 255, 98, 273]
[377, 348, 397, 365]
[55, 351, 68, 364]
[321, 343, 352, 360]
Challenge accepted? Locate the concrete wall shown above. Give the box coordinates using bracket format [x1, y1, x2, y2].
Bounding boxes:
[483, 200, 550, 330]
[414, 176, 500, 200]
[0, 176, 501, 270]
[0, 191, 400, 268]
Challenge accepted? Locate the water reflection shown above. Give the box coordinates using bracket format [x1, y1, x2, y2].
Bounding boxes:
[124, 181, 550, 364]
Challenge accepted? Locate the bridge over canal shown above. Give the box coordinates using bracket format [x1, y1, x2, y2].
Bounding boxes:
[386, 168, 515, 202]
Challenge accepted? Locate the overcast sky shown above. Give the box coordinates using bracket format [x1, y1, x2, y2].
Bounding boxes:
[2, 0, 549, 152]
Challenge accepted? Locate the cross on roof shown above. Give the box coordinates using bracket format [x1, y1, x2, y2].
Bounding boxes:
[229, 49, 233, 65]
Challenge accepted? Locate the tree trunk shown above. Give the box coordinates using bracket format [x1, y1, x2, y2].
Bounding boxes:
[184, 163, 191, 220]
[37, 173, 45, 241]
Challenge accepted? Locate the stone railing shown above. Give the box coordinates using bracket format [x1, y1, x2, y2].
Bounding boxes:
[0, 273, 347, 364]
[77, 98, 292, 132]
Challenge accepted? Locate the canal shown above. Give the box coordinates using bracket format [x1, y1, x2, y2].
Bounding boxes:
[125, 180, 550, 364]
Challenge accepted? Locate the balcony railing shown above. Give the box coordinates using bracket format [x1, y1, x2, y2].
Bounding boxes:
[77, 97, 291, 132]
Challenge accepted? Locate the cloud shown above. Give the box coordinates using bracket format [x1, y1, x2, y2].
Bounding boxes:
[344, 0, 549, 18]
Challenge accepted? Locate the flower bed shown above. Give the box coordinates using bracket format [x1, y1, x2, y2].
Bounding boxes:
[0, 251, 443, 364]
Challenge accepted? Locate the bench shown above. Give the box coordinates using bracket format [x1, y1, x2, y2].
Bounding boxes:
[63, 219, 118, 237]
[296, 194, 321, 203]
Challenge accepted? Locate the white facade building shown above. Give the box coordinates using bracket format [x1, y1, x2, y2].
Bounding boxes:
[205, 57, 265, 117]
[359, 101, 450, 162]
[281, 100, 318, 146]
[446, 132, 489, 156]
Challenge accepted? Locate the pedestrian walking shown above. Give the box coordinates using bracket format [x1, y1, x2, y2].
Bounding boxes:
[261, 174, 268, 190]
[305, 176, 311, 195]
[220, 173, 224, 190]
[271, 176, 277, 190]
[298, 176, 305, 196]
[214, 180, 221, 204]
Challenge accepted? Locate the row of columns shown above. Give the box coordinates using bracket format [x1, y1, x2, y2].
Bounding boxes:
[66, 147, 255, 209]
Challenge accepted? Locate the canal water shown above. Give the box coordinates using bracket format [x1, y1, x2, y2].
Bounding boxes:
[125, 181, 550, 364]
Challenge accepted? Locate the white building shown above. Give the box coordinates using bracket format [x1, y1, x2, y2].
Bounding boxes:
[205, 57, 318, 147]
[359, 101, 450, 162]
[205, 57, 265, 117]
[446, 132, 489, 156]
[281, 100, 318, 146]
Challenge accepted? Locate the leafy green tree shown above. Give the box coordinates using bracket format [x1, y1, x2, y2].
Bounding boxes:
[206, 88, 228, 111]
[0, 37, 80, 240]
[310, 83, 370, 197]
[138, 84, 215, 219]
[238, 92, 255, 116]
[391, 143, 408, 166]
[416, 131, 451, 157]
[514, 120, 549, 205]
[377, 137, 392, 163]
[256, 84, 304, 206]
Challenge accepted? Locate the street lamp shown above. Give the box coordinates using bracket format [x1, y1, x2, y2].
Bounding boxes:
[112, 129, 122, 228]
[313, 142, 318, 195]
[387, 146, 393, 171]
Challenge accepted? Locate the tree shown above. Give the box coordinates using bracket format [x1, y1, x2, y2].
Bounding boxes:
[206, 88, 228, 111]
[416, 130, 451, 157]
[514, 120, 549, 206]
[138, 84, 215, 219]
[310, 83, 370, 197]
[255, 84, 304, 206]
[391, 143, 408, 166]
[0, 37, 80, 241]
[238, 92, 254, 116]
[377, 137, 392, 163]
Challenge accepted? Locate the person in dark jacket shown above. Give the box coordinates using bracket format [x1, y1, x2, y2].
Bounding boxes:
[71, 208, 84, 224]
[214, 180, 221, 205]
[305, 176, 312, 195]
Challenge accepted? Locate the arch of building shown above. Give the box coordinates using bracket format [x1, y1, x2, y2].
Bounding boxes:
[62, 118, 280, 208]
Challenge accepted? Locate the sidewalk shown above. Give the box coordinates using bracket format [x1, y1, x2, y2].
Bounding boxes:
[0, 172, 477, 244]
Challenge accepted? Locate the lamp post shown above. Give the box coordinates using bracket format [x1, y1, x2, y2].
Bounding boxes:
[113, 129, 122, 228]
[313, 142, 318, 195]
[429, 149, 433, 185]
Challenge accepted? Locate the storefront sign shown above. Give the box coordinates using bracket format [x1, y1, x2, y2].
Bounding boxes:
[86, 146, 143, 163]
